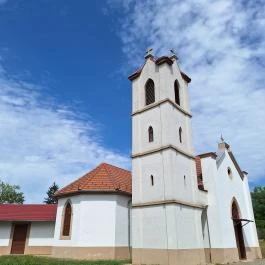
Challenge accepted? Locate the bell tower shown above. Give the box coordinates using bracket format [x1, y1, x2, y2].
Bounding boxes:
[129, 50, 206, 265]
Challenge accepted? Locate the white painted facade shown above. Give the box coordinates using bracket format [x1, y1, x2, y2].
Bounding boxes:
[0, 222, 12, 247]
[201, 147, 260, 250]
[0, 53, 261, 264]
[131, 55, 206, 265]
[53, 193, 131, 248]
[28, 222, 55, 246]
[0, 221, 55, 247]
[130, 54, 261, 264]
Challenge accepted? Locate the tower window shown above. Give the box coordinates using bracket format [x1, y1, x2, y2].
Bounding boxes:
[179, 127, 182, 143]
[145, 79, 155, 105]
[174, 80, 180, 105]
[151, 175, 154, 186]
[148, 126, 154, 142]
[228, 167, 232, 178]
[62, 201, 72, 237]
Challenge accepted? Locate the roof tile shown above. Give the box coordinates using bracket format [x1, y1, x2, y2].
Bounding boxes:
[56, 163, 132, 197]
[0, 204, 57, 221]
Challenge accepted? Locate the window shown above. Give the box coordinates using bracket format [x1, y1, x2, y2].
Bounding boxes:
[179, 127, 182, 143]
[151, 175, 154, 186]
[148, 126, 154, 142]
[62, 201, 72, 237]
[145, 79, 155, 105]
[228, 167, 232, 178]
[174, 80, 180, 105]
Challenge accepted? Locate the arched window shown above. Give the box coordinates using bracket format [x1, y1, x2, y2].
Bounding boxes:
[228, 167, 232, 178]
[150, 175, 154, 186]
[62, 201, 72, 237]
[148, 126, 154, 142]
[174, 80, 180, 105]
[145, 79, 155, 105]
[179, 127, 182, 143]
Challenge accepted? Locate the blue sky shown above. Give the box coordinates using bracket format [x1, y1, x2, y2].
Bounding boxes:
[0, 0, 265, 202]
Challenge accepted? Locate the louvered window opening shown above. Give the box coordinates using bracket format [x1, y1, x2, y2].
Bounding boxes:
[174, 80, 180, 105]
[145, 80, 155, 105]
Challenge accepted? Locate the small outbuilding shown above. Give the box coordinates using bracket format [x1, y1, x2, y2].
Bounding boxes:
[0, 204, 57, 255]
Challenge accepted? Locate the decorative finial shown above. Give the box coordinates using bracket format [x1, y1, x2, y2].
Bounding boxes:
[145, 48, 153, 59]
[220, 134, 224, 143]
[170, 48, 178, 60]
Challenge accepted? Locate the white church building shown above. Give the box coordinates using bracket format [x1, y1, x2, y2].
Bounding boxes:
[0, 52, 261, 264]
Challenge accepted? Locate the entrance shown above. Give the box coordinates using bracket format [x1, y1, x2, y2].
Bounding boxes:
[232, 201, 246, 260]
[10, 224, 28, 254]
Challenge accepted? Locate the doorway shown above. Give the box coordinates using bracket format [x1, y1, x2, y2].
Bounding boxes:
[232, 201, 246, 260]
[10, 224, 28, 254]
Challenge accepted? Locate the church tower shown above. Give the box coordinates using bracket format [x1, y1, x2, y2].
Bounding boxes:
[129, 50, 206, 265]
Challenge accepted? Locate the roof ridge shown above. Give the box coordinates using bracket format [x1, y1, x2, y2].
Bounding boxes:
[101, 162, 131, 173]
[102, 163, 118, 191]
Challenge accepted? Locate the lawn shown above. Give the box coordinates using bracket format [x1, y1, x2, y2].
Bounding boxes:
[0, 255, 128, 265]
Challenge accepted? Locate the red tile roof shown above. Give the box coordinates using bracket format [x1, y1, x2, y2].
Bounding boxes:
[128, 56, 191, 83]
[0, 204, 57, 221]
[55, 163, 132, 197]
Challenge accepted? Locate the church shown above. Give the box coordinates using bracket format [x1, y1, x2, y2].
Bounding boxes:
[0, 51, 261, 265]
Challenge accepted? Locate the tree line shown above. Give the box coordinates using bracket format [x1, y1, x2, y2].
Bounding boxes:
[0, 180, 59, 204]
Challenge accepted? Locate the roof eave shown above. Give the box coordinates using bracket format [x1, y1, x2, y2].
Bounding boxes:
[55, 189, 132, 198]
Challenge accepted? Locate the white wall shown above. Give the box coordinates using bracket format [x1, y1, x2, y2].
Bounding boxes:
[0, 222, 11, 246]
[201, 150, 260, 249]
[115, 195, 131, 247]
[131, 56, 204, 254]
[54, 193, 130, 248]
[28, 222, 55, 246]
[132, 204, 204, 249]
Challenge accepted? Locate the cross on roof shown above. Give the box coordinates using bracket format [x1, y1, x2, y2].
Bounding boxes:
[145, 48, 153, 58]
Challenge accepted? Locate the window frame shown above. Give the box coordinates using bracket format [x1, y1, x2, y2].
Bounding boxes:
[145, 79, 155, 106]
[60, 200, 73, 240]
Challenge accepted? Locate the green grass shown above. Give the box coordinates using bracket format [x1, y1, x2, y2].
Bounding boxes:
[0, 255, 129, 265]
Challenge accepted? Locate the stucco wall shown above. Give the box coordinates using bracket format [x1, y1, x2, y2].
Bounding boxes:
[54, 193, 130, 248]
[115, 195, 131, 247]
[28, 222, 55, 246]
[132, 204, 204, 250]
[201, 150, 260, 250]
[0, 222, 11, 247]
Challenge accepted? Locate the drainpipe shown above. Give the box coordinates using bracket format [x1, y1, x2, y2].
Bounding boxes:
[128, 199, 132, 260]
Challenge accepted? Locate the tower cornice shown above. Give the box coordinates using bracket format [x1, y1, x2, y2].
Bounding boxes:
[132, 199, 207, 209]
[131, 98, 192, 117]
[132, 144, 195, 160]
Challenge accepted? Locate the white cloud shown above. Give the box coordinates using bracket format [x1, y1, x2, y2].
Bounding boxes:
[0, 63, 130, 203]
[109, 0, 265, 183]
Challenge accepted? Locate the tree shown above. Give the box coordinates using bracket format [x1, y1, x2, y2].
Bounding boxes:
[0, 180, 24, 204]
[44, 182, 59, 204]
[251, 186, 265, 239]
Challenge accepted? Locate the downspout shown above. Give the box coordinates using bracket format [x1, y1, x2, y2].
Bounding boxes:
[205, 206, 212, 263]
[128, 199, 132, 260]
